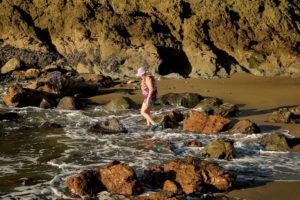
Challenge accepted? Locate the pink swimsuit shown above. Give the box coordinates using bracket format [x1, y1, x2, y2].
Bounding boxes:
[142, 76, 157, 102]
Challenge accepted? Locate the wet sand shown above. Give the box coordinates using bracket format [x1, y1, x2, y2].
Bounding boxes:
[89, 73, 300, 200]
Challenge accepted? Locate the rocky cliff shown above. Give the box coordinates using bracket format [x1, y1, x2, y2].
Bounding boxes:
[0, 0, 299, 78]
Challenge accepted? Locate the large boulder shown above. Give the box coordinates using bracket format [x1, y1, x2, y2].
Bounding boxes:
[202, 138, 235, 160]
[99, 161, 143, 196]
[183, 110, 231, 134]
[66, 170, 104, 198]
[159, 109, 185, 129]
[88, 118, 128, 134]
[159, 93, 203, 108]
[260, 133, 290, 151]
[229, 119, 261, 134]
[164, 157, 203, 195]
[105, 97, 137, 111]
[1, 58, 22, 74]
[200, 161, 236, 191]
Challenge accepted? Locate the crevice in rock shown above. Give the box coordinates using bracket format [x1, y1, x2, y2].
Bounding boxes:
[258, 3, 265, 13]
[226, 7, 240, 30]
[289, 7, 300, 34]
[115, 25, 131, 38]
[272, 0, 281, 7]
[13, 6, 63, 58]
[180, 1, 192, 20]
[152, 21, 172, 34]
[157, 46, 192, 78]
[129, 11, 149, 17]
[202, 20, 240, 74]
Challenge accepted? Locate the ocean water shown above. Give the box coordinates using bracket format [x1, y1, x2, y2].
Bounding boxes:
[0, 86, 300, 199]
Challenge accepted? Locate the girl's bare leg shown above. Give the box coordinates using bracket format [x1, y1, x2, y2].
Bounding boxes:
[141, 103, 156, 126]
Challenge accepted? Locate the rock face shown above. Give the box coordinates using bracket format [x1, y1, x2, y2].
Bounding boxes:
[0, 1, 299, 78]
[99, 161, 143, 196]
[202, 139, 236, 160]
[260, 133, 290, 151]
[183, 110, 231, 134]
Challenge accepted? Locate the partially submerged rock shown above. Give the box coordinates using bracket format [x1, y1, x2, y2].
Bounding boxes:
[159, 93, 203, 108]
[159, 109, 185, 129]
[260, 133, 290, 151]
[56, 96, 77, 110]
[183, 110, 231, 134]
[230, 119, 261, 134]
[164, 157, 203, 195]
[105, 97, 137, 111]
[202, 138, 235, 160]
[200, 161, 236, 191]
[184, 140, 203, 147]
[66, 170, 104, 198]
[99, 161, 143, 196]
[88, 118, 128, 134]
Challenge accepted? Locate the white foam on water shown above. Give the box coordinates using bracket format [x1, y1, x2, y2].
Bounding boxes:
[1, 104, 300, 199]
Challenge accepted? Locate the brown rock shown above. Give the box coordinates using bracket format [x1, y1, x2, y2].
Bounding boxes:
[199, 161, 236, 191]
[1, 58, 21, 74]
[3, 85, 56, 108]
[159, 109, 185, 129]
[66, 170, 104, 197]
[184, 139, 203, 147]
[11, 70, 26, 80]
[99, 161, 143, 196]
[25, 68, 41, 79]
[88, 118, 128, 134]
[57, 96, 77, 110]
[164, 157, 203, 195]
[183, 110, 231, 134]
[260, 133, 290, 151]
[40, 98, 52, 109]
[230, 119, 261, 134]
[163, 180, 182, 194]
[132, 191, 185, 200]
[202, 138, 235, 160]
[142, 165, 166, 189]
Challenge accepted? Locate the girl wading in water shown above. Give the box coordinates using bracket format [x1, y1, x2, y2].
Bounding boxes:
[136, 67, 159, 131]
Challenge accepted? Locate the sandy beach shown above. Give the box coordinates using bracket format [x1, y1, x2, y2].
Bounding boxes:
[89, 73, 300, 200]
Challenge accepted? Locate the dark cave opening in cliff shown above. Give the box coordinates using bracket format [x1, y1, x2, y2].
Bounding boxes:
[157, 47, 192, 78]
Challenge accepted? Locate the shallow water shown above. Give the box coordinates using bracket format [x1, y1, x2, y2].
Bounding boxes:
[0, 86, 300, 199]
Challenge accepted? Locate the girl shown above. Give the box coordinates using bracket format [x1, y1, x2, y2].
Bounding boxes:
[136, 67, 159, 131]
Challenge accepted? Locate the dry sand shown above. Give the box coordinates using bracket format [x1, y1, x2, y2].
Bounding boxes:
[89, 73, 300, 200]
